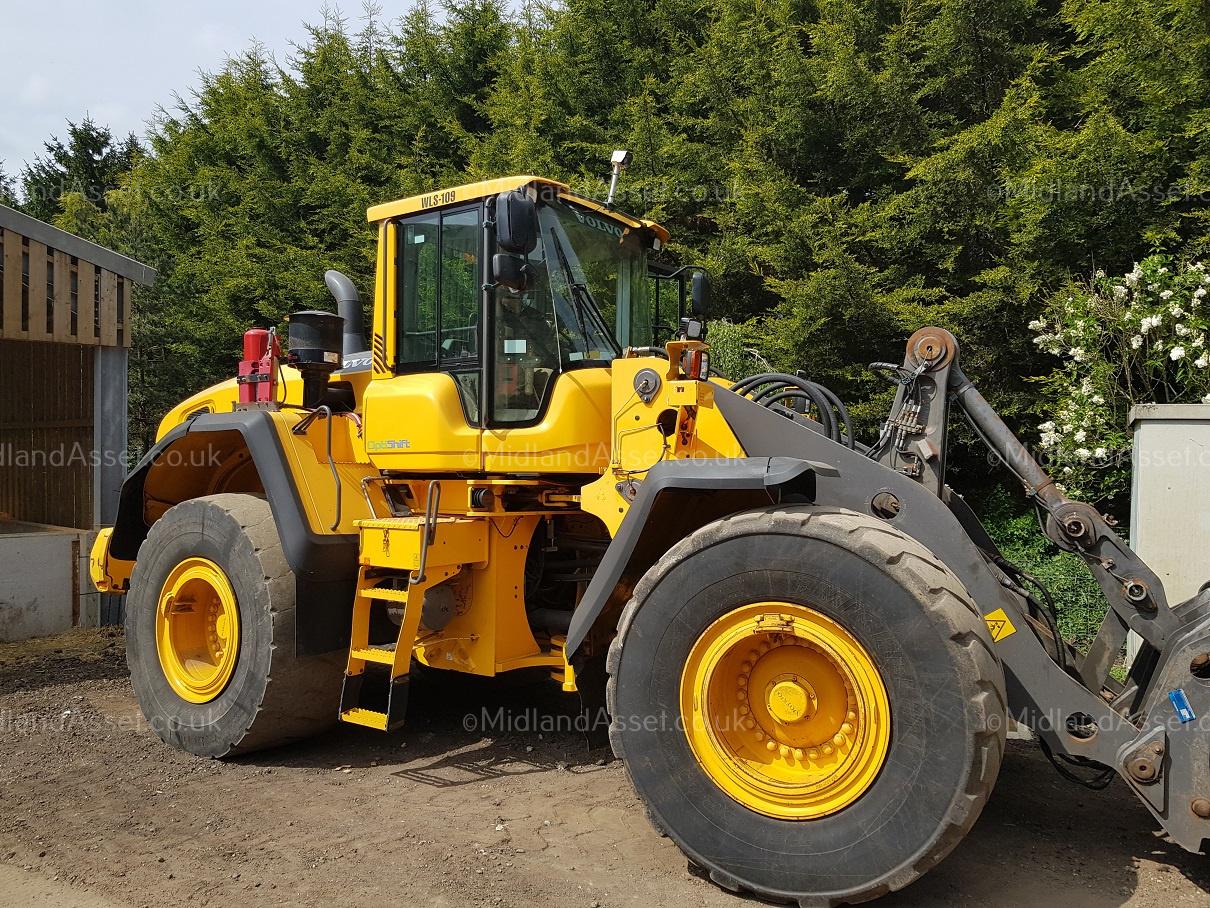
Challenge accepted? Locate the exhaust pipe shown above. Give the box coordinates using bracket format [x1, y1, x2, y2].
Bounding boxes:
[323, 269, 368, 358]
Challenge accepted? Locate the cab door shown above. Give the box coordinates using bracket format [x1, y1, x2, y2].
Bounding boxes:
[363, 204, 485, 472]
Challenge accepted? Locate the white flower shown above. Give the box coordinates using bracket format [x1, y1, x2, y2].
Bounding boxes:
[1193, 262, 1206, 273]
[1038, 421, 1056, 433]
[1161, 289, 1174, 300]
[1040, 431, 1059, 448]
[1076, 447, 1092, 461]
[1028, 318, 1046, 332]
[1074, 429, 1087, 442]
[1171, 305, 1185, 317]
[1069, 347, 1086, 362]
[1091, 394, 1104, 404]
[1063, 466, 1073, 475]
[1131, 334, 1143, 348]
[1195, 334, 1206, 348]
[1196, 287, 1208, 299]
[1126, 264, 1142, 287]
[1171, 346, 1186, 361]
[1197, 355, 1209, 369]
[1112, 285, 1128, 300]
[1155, 340, 1164, 351]
[1094, 447, 1107, 459]
[1160, 266, 1169, 274]
[1177, 323, 1190, 335]
[1062, 423, 1073, 433]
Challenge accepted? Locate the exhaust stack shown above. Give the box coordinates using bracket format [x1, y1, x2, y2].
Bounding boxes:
[324, 270, 368, 358]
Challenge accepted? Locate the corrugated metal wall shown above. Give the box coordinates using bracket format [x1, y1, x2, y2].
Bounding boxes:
[0, 338, 95, 528]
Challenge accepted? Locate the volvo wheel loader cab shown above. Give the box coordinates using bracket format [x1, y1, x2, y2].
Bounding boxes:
[91, 165, 1210, 905]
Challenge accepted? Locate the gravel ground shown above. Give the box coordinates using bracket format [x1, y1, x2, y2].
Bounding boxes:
[0, 628, 1206, 908]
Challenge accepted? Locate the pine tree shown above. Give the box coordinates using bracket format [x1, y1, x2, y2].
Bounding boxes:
[19, 117, 141, 222]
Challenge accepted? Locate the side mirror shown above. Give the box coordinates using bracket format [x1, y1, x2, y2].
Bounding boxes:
[690, 270, 710, 318]
[495, 191, 538, 255]
[492, 253, 533, 292]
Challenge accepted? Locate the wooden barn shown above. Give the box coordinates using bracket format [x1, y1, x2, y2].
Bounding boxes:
[0, 204, 156, 639]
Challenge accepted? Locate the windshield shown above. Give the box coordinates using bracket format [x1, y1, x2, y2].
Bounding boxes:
[541, 200, 650, 353]
[490, 198, 651, 423]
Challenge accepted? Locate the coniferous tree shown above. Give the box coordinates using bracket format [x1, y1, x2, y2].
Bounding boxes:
[19, 117, 141, 222]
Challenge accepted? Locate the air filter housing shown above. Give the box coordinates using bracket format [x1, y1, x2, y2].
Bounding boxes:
[287, 310, 344, 408]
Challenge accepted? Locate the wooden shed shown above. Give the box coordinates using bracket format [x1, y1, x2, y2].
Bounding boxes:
[0, 204, 155, 639]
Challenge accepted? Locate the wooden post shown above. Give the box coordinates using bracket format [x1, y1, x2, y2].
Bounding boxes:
[2, 229, 24, 339]
[52, 250, 72, 341]
[99, 269, 118, 347]
[27, 240, 49, 341]
[76, 260, 97, 345]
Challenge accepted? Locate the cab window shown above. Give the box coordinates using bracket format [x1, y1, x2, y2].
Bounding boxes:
[395, 205, 483, 421]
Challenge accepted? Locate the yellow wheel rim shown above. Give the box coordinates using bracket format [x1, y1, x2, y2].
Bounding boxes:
[680, 602, 891, 820]
[155, 557, 240, 703]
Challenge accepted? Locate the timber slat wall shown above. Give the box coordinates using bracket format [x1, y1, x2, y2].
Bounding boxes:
[0, 229, 128, 347]
[0, 206, 154, 533]
[0, 339, 95, 528]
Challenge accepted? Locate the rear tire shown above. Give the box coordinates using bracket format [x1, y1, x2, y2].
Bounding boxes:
[125, 494, 343, 757]
[607, 506, 1006, 905]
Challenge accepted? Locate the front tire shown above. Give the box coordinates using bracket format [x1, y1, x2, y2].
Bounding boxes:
[607, 506, 1006, 905]
[125, 494, 343, 757]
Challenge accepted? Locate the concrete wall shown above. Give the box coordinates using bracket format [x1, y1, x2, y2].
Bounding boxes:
[0, 526, 94, 642]
[1130, 403, 1210, 604]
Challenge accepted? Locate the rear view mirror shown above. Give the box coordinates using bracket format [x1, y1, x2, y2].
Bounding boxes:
[690, 270, 710, 318]
[495, 191, 538, 255]
[492, 253, 533, 292]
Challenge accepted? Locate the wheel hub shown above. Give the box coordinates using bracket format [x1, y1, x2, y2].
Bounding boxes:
[680, 602, 891, 820]
[155, 557, 241, 703]
[766, 677, 815, 724]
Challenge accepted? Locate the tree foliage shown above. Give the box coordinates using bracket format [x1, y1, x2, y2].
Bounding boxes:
[15, 0, 1209, 468]
[19, 116, 141, 223]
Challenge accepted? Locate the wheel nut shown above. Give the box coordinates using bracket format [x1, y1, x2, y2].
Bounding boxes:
[1192, 798, 1210, 819]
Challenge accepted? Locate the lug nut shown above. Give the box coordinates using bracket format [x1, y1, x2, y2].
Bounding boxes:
[1192, 799, 1210, 819]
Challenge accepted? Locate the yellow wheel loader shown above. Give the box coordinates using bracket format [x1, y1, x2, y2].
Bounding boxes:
[90, 169, 1210, 904]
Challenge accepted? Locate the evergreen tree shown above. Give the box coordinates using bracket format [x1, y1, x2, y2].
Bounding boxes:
[0, 163, 16, 207]
[19, 117, 141, 222]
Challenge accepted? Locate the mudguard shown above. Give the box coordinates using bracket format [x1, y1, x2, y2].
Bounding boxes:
[108, 409, 358, 655]
[565, 456, 822, 654]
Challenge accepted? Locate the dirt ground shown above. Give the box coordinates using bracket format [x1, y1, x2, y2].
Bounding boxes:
[0, 629, 1205, 908]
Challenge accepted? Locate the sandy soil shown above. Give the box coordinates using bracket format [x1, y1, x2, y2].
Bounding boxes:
[0, 628, 1205, 908]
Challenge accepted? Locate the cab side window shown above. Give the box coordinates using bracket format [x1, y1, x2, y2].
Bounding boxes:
[395, 205, 483, 421]
[397, 212, 439, 367]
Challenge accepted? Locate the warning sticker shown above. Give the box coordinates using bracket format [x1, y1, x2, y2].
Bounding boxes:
[983, 608, 1017, 643]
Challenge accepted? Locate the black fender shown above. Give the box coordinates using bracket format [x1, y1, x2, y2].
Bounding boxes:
[565, 456, 822, 654]
[110, 409, 358, 655]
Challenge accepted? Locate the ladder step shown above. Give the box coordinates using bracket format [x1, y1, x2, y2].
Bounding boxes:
[350, 645, 397, 666]
[340, 707, 389, 731]
[362, 587, 410, 603]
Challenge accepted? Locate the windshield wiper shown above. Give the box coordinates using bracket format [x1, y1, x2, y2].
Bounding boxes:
[547, 227, 594, 344]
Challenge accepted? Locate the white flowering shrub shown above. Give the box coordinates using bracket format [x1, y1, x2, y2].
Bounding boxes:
[1032, 255, 1210, 503]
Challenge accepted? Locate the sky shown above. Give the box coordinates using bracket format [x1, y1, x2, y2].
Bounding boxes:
[0, 0, 354, 175]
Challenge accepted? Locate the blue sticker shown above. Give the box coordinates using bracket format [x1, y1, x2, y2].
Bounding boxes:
[1169, 689, 1197, 724]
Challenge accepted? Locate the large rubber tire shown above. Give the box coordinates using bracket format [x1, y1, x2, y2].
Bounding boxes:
[607, 506, 1006, 906]
[125, 493, 344, 757]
